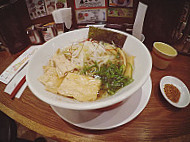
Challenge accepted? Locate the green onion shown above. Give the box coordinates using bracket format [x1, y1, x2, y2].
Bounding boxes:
[81, 61, 134, 96]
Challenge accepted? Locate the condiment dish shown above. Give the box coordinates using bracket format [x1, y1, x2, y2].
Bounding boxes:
[160, 76, 190, 108]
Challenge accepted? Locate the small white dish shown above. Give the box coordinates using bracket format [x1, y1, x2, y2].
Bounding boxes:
[160, 76, 190, 108]
[51, 77, 152, 130]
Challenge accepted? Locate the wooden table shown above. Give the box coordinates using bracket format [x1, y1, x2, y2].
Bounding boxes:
[0, 48, 190, 142]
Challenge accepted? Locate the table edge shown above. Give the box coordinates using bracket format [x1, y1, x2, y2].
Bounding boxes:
[0, 102, 102, 142]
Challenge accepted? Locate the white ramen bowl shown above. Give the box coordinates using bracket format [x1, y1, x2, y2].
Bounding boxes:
[26, 28, 152, 110]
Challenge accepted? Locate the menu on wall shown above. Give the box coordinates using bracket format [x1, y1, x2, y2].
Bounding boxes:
[44, 0, 67, 15]
[26, 0, 67, 20]
[26, 0, 47, 20]
[108, 0, 133, 18]
[74, 0, 107, 24]
[108, 8, 133, 17]
[76, 8, 106, 24]
[75, 0, 106, 9]
[108, 0, 133, 7]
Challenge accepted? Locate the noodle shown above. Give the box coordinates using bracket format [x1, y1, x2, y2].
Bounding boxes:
[38, 39, 134, 101]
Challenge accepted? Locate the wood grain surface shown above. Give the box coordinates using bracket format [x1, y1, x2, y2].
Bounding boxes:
[0, 48, 190, 142]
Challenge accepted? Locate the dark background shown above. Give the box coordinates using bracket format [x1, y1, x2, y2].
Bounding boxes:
[0, 0, 189, 53]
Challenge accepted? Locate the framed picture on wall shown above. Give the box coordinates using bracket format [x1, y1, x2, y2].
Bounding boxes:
[108, 7, 133, 17]
[74, 0, 106, 9]
[76, 8, 107, 24]
[74, 0, 107, 24]
[109, 0, 133, 7]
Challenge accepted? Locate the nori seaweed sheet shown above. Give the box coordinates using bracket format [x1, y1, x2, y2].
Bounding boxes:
[88, 26, 127, 48]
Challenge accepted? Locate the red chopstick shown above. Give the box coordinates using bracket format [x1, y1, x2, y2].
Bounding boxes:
[10, 76, 26, 99]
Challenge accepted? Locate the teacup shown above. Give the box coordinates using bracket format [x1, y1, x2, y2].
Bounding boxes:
[151, 42, 178, 69]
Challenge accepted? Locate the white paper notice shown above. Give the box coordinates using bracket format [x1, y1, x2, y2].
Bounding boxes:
[132, 2, 148, 40]
[0, 45, 40, 84]
[4, 65, 28, 98]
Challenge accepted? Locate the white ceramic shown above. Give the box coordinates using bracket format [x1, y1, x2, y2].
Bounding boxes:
[26, 28, 152, 110]
[51, 77, 152, 130]
[160, 76, 190, 108]
[140, 34, 145, 42]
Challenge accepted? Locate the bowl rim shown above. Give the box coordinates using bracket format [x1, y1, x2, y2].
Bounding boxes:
[26, 28, 152, 110]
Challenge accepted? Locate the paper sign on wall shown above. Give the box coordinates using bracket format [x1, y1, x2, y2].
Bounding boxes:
[108, 7, 133, 18]
[76, 8, 107, 24]
[74, 0, 106, 9]
[74, 0, 107, 24]
[45, 0, 67, 15]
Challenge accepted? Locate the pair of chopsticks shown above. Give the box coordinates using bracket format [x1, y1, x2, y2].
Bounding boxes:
[10, 76, 26, 100]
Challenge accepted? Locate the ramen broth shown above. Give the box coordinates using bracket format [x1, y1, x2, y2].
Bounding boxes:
[38, 39, 134, 101]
